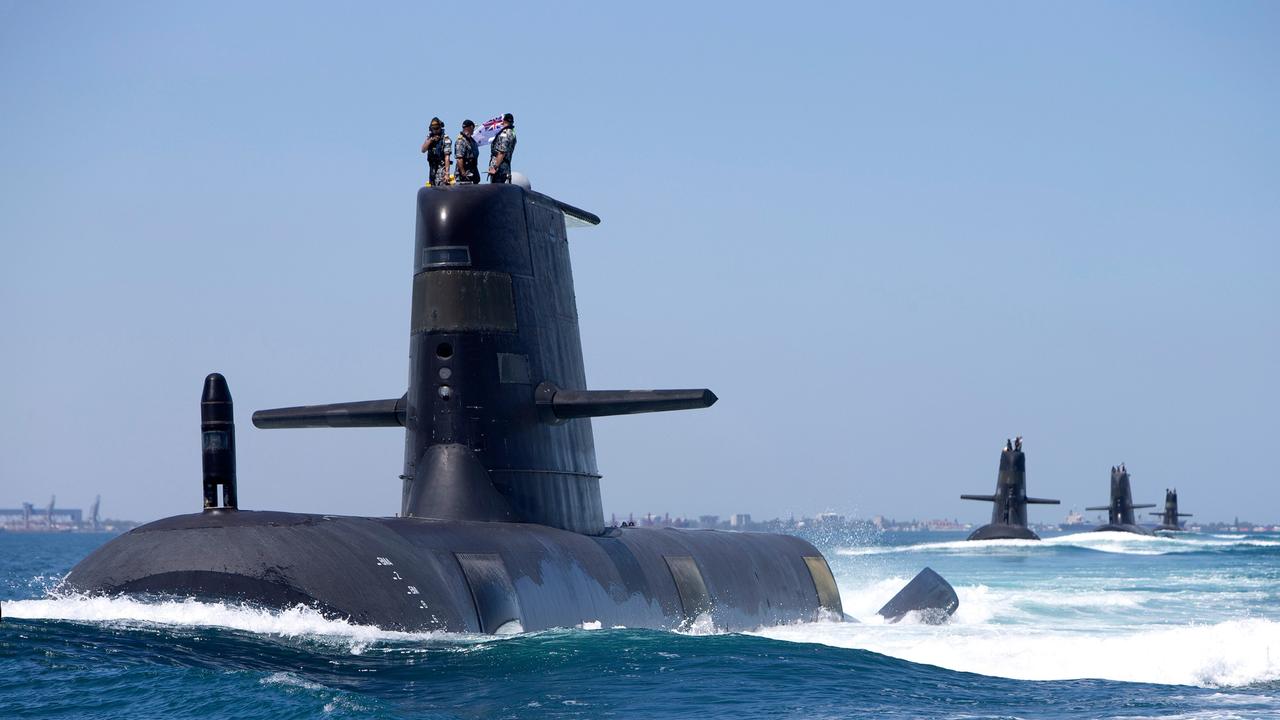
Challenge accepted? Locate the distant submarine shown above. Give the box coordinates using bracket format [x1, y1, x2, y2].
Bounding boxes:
[63, 183, 957, 632]
[1087, 465, 1155, 535]
[961, 438, 1059, 540]
[1150, 488, 1192, 533]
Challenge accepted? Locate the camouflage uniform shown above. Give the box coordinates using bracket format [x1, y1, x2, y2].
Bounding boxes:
[488, 126, 516, 183]
[454, 132, 480, 184]
[427, 132, 452, 187]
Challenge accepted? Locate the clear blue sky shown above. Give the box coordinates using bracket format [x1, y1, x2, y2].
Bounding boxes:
[1, 1, 1276, 524]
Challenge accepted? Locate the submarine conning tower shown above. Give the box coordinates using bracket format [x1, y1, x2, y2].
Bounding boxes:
[1151, 488, 1192, 530]
[961, 439, 1059, 540]
[251, 185, 716, 535]
[404, 185, 599, 532]
[1095, 467, 1138, 526]
[1087, 465, 1156, 532]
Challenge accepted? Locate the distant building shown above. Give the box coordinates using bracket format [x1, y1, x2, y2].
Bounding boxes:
[0, 496, 134, 532]
[730, 513, 752, 528]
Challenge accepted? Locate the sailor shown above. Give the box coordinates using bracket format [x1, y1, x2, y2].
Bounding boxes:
[1014, 436, 1023, 452]
[488, 113, 516, 183]
[454, 119, 480, 184]
[1005, 439, 1013, 452]
[420, 117, 452, 187]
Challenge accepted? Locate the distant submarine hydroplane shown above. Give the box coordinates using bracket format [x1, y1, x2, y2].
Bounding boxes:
[59, 177, 958, 632]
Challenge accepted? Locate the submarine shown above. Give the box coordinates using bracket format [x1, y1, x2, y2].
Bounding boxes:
[1150, 488, 1193, 533]
[62, 181, 957, 632]
[960, 438, 1059, 540]
[1086, 464, 1156, 536]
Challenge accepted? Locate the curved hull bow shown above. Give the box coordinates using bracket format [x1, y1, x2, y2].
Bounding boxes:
[966, 523, 1041, 541]
[1091, 523, 1154, 536]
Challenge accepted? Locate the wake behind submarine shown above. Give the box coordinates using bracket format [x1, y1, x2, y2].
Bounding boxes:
[961, 438, 1060, 540]
[1087, 465, 1156, 535]
[64, 182, 957, 632]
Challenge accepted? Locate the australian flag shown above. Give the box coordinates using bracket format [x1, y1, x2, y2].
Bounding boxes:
[473, 115, 504, 146]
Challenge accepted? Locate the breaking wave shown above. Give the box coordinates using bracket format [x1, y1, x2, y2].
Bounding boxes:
[835, 530, 1280, 557]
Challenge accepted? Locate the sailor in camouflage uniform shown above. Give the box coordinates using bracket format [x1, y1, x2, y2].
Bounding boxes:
[420, 117, 452, 187]
[454, 119, 480, 185]
[487, 113, 516, 184]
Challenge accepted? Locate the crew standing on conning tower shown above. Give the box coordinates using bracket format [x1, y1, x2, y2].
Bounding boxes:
[421, 117, 452, 187]
[488, 112, 516, 183]
[454, 119, 480, 184]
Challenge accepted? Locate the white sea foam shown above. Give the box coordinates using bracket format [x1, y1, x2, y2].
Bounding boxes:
[835, 531, 1280, 557]
[261, 672, 371, 714]
[677, 612, 720, 636]
[1, 594, 468, 652]
[749, 568, 1280, 689]
[754, 609, 1280, 688]
[834, 578, 1152, 637]
[262, 671, 326, 691]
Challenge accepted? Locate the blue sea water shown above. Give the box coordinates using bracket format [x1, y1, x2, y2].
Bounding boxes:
[2, 529, 1278, 719]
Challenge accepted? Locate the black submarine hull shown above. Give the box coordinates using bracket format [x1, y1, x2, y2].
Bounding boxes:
[966, 523, 1041, 541]
[64, 511, 844, 633]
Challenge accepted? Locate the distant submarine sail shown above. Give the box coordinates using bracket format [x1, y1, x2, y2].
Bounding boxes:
[1087, 465, 1156, 536]
[64, 183, 957, 631]
[960, 439, 1059, 540]
[1150, 488, 1192, 533]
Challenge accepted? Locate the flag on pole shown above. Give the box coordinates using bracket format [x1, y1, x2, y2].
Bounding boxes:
[473, 115, 504, 146]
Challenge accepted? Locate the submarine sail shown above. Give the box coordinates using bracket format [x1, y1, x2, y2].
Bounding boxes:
[1151, 488, 1192, 532]
[1087, 465, 1156, 536]
[960, 438, 1060, 540]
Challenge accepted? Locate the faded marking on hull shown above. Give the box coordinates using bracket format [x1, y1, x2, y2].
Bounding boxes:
[803, 556, 843, 615]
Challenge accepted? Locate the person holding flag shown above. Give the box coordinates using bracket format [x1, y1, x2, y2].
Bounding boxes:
[472, 114, 505, 146]
[487, 113, 516, 184]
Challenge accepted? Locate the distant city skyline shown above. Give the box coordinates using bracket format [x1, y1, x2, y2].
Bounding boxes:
[2, 2, 1277, 523]
[2, 492, 1273, 532]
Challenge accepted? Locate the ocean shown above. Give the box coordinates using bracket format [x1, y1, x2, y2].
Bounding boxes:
[2, 528, 1278, 719]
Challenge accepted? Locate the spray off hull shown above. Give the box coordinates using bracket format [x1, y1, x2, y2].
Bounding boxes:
[64, 511, 842, 633]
